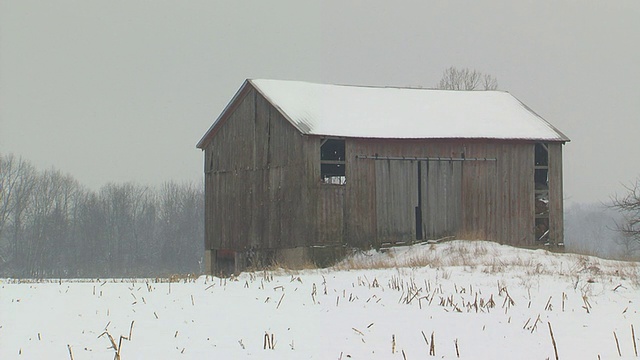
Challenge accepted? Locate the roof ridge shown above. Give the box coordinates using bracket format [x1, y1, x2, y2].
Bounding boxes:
[249, 79, 510, 93]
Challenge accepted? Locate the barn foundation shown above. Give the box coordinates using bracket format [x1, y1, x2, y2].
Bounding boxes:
[207, 246, 348, 276]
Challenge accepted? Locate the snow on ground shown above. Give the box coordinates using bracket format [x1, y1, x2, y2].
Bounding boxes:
[1, 240, 639, 359]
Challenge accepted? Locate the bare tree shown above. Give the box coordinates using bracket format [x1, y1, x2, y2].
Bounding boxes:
[158, 181, 203, 274]
[0, 154, 17, 239]
[23, 168, 82, 276]
[436, 66, 498, 90]
[611, 179, 640, 247]
[481, 73, 498, 91]
[0, 154, 37, 267]
[99, 182, 150, 275]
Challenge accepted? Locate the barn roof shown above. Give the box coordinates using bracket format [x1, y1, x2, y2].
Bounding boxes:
[197, 79, 569, 148]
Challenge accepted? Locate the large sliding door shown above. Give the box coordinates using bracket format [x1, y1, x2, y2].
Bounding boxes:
[375, 159, 462, 245]
[421, 160, 462, 240]
[375, 160, 418, 245]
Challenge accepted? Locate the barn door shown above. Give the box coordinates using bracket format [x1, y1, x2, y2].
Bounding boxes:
[375, 160, 418, 245]
[420, 160, 462, 240]
[375, 159, 462, 245]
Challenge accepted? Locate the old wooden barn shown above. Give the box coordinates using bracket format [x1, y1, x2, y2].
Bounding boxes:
[197, 79, 570, 274]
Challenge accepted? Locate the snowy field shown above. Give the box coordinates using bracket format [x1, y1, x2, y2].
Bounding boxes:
[1, 240, 639, 359]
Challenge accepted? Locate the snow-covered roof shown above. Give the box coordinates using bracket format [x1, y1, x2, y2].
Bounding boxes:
[198, 79, 569, 148]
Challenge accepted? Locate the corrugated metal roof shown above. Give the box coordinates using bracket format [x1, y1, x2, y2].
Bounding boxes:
[249, 79, 569, 142]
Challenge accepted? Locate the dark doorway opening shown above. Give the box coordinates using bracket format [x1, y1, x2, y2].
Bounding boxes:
[215, 249, 235, 276]
[534, 143, 550, 242]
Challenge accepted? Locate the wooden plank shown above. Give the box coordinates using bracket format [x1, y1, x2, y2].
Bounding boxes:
[317, 186, 345, 244]
[205, 89, 316, 252]
[421, 160, 462, 239]
[345, 139, 378, 247]
[375, 159, 417, 244]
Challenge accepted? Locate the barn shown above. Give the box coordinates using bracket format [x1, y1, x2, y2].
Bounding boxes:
[197, 79, 570, 274]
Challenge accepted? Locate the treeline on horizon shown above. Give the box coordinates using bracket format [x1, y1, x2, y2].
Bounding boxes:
[0, 153, 203, 278]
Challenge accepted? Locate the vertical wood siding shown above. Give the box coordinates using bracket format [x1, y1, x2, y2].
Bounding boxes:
[375, 159, 418, 244]
[460, 142, 534, 245]
[422, 160, 462, 239]
[460, 143, 494, 241]
[548, 143, 564, 245]
[344, 141, 376, 247]
[345, 139, 554, 246]
[204, 88, 317, 251]
[317, 185, 344, 244]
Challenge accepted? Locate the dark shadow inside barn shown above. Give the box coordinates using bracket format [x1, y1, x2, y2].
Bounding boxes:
[320, 138, 346, 185]
[535, 142, 551, 242]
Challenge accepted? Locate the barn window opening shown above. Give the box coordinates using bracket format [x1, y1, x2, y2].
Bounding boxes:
[320, 138, 346, 184]
[535, 169, 549, 190]
[534, 142, 549, 190]
[535, 217, 550, 242]
[535, 143, 548, 166]
[534, 142, 550, 242]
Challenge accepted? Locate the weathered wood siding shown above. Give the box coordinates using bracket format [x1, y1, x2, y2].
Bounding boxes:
[344, 141, 377, 247]
[422, 160, 463, 239]
[459, 143, 496, 241]
[461, 142, 534, 246]
[548, 143, 564, 245]
[346, 139, 464, 247]
[372, 159, 463, 245]
[317, 185, 345, 245]
[204, 88, 317, 252]
[344, 139, 561, 247]
[375, 159, 418, 244]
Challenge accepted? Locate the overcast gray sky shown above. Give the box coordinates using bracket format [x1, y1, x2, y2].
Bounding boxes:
[1, 0, 639, 204]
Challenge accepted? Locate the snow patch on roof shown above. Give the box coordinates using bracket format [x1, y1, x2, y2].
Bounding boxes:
[250, 79, 569, 141]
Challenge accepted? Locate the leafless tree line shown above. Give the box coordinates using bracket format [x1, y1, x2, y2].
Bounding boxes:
[0, 153, 203, 278]
[436, 66, 498, 90]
